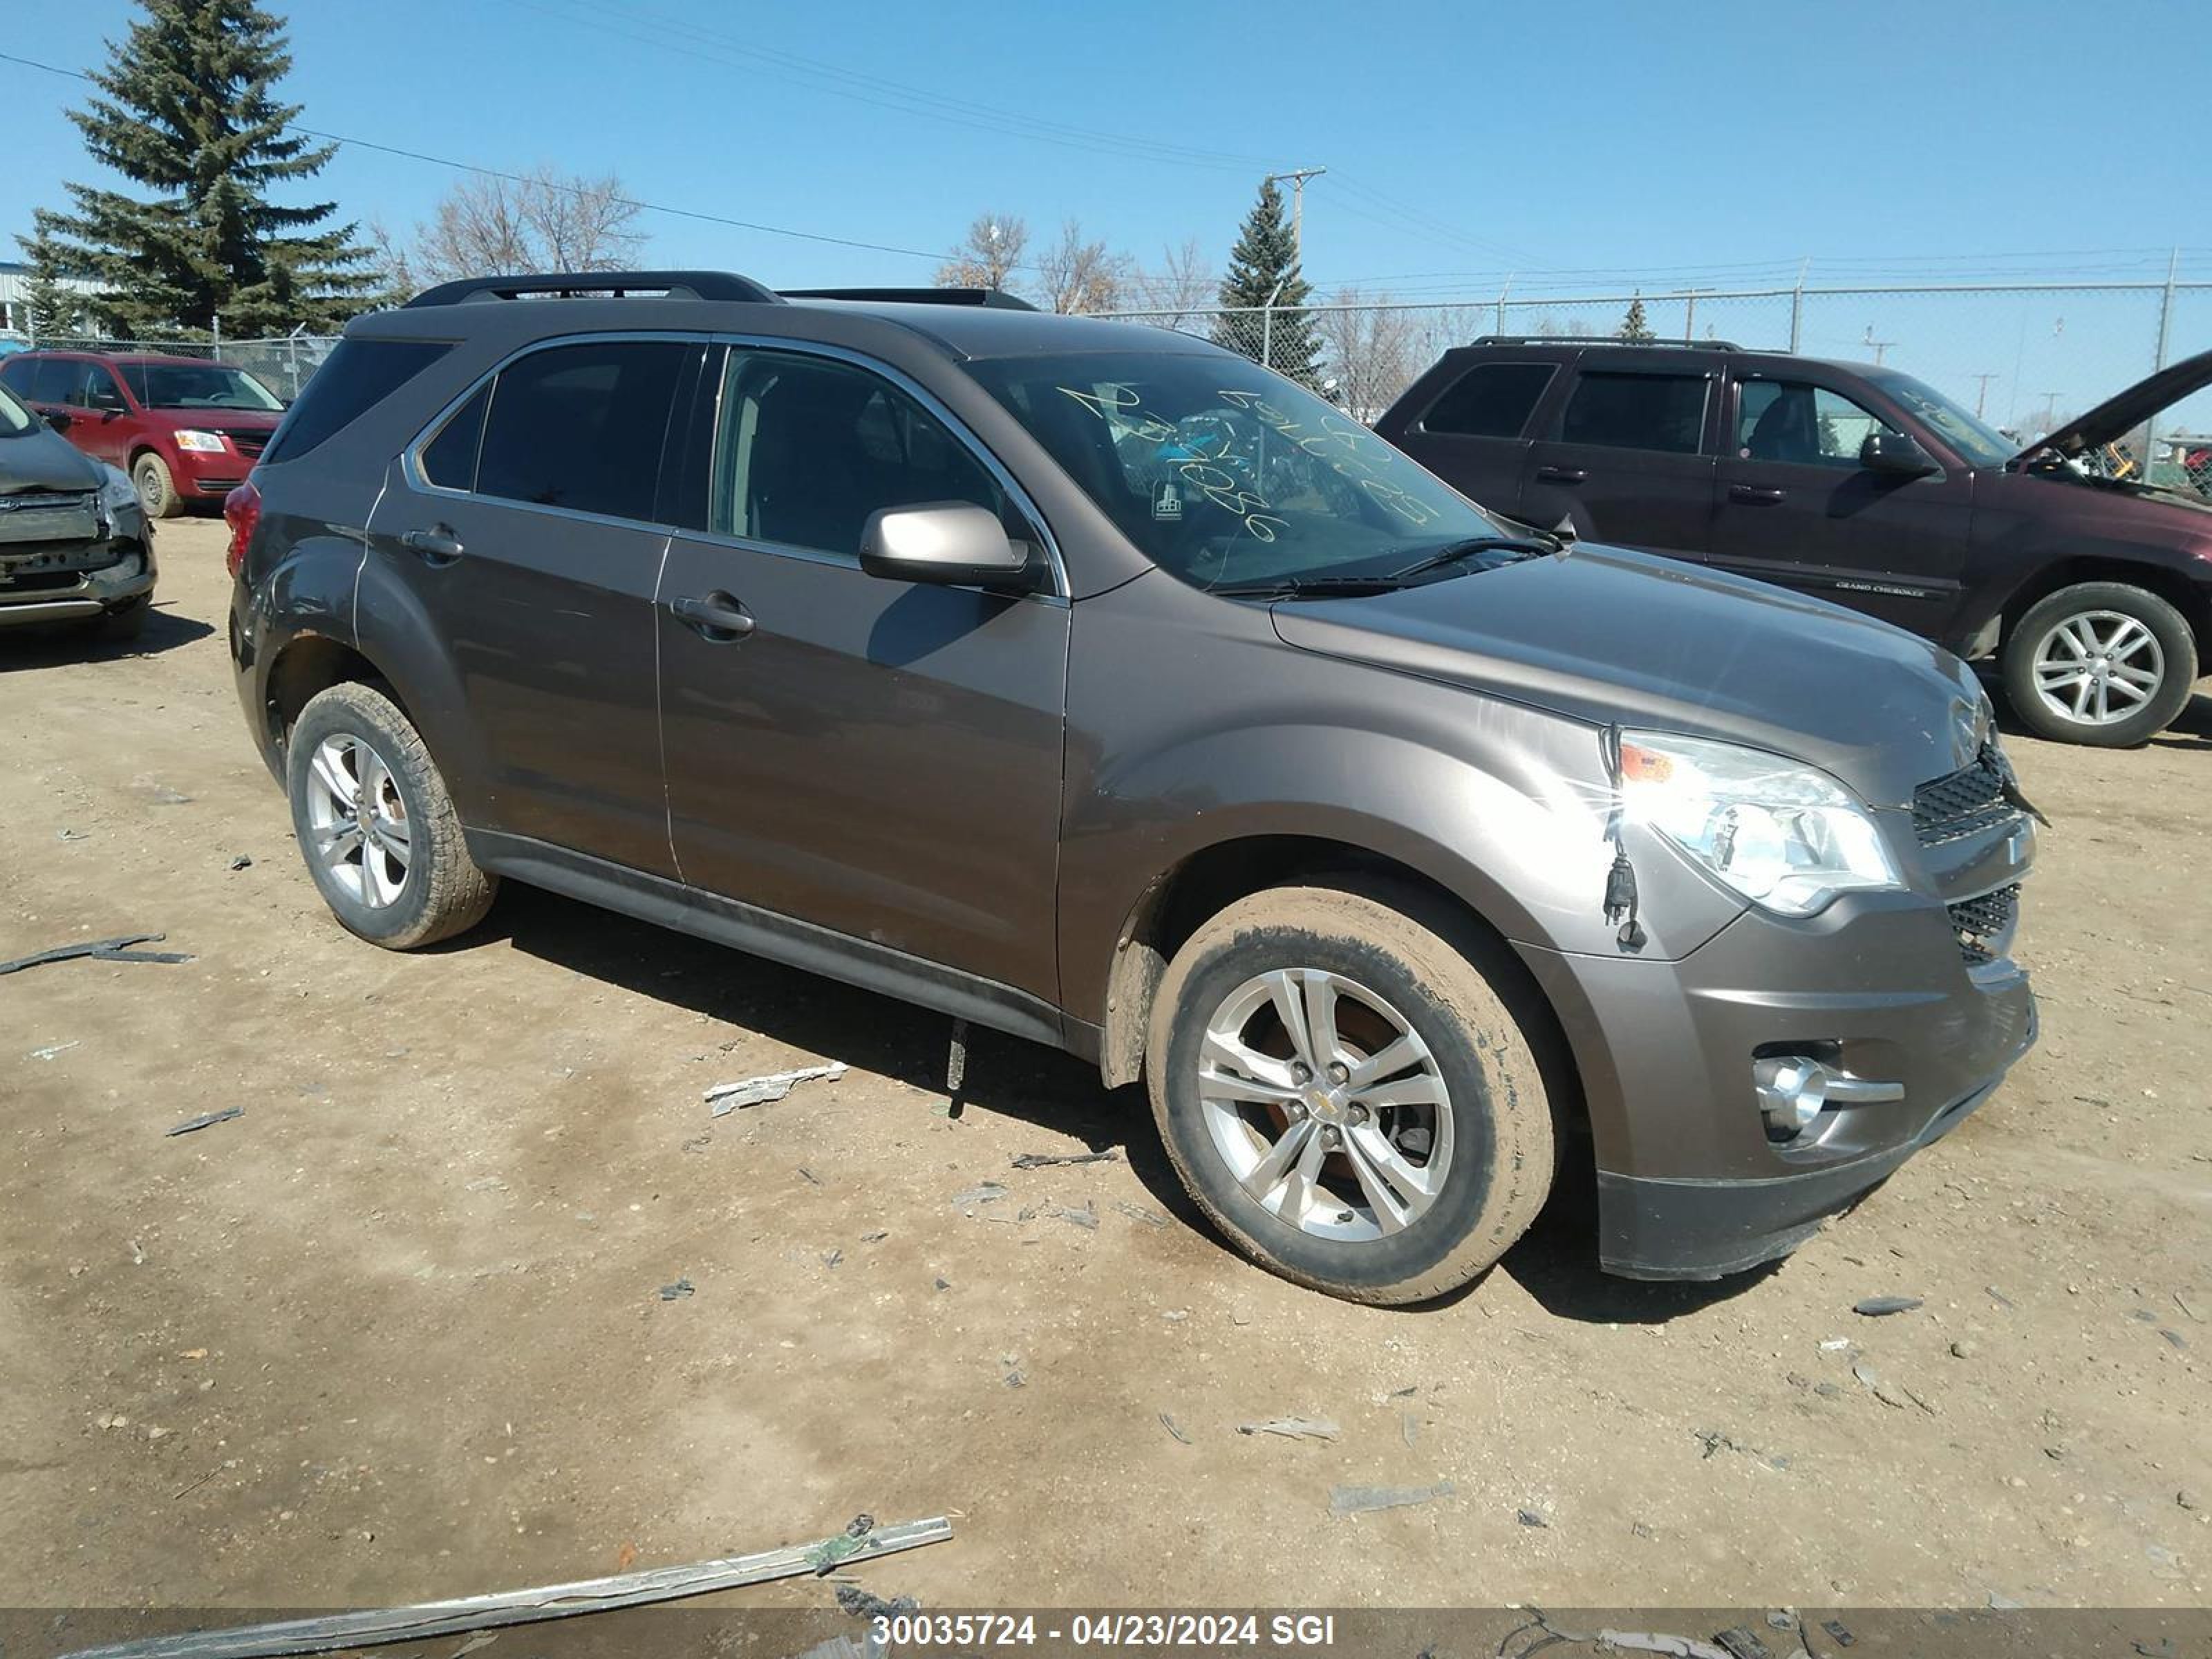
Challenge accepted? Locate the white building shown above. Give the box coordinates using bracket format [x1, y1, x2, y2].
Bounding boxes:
[0, 256, 102, 337]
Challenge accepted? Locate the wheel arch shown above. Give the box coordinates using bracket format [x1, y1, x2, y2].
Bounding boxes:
[1094, 833, 1588, 1162]
[1994, 554, 2212, 664]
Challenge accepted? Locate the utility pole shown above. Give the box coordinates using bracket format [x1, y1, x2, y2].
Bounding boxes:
[1264, 167, 1328, 264]
[1862, 324, 1894, 365]
[2039, 391, 2061, 432]
[1971, 373, 1997, 418]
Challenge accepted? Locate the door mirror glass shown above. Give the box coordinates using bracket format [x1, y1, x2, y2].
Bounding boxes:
[1861, 431, 1939, 476]
[43, 409, 74, 432]
[859, 501, 1031, 588]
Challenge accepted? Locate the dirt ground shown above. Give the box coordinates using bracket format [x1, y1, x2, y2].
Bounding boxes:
[3, 518, 2208, 1630]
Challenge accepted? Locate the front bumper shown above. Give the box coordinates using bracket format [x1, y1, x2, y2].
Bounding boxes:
[172, 441, 261, 500]
[0, 541, 157, 626]
[1518, 885, 2037, 1281]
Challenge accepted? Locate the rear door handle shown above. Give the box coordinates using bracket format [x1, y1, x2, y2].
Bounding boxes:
[1730, 484, 1788, 504]
[1535, 465, 1586, 484]
[400, 525, 465, 563]
[670, 592, 755, 640]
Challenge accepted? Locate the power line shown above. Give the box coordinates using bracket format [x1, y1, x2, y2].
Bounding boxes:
[0, 48, 949, 265]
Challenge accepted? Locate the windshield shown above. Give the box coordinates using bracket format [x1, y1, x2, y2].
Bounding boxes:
[969, 350, 1504, 590]
[0, 381, 33, 438]
[121, 362, 284, 412]
[1866, 369, 2014, 467]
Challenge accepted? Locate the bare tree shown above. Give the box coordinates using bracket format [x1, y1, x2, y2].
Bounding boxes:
[1132, 237, 1212, 328]
[1034, 219, 1130, 315]
[934, 212, 1028, 292]
[402, 166, 648, 285]
[1316, 290, 1421, 423]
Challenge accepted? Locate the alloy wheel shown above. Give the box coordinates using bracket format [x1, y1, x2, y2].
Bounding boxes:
[1197, 968, 1454, 1242]
[2030, 608, 2166, 727]
[303, 733, 412, 908]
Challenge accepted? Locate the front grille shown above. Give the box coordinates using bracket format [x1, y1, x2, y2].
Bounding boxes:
[1949, 884, 2020, 965]
[1913, 745, 2021, 845]
[0, 489, 100, 546]
[223, 433, 268, 459]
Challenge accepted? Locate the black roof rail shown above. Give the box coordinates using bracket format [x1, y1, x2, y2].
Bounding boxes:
[402, 270, 782, 308]
[780, 285, 1038, 311]
[1470, 332, 1745, 350]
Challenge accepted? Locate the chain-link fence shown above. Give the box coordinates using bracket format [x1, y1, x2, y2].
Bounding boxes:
[9, 332, 340, 403]
[15, 279, 2211, 484]
[1096, 279, 2212, 482]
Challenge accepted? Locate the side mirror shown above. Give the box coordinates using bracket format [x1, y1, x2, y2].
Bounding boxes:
[859, 501, 1033, 589]
[43, 409, 73, 432]
[1861, 431, 1938, 477]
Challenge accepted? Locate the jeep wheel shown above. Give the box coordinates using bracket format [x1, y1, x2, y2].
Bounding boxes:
[1146, 883, 1555, 1304]
[285, 682, 496, 948]
[2001, 581, 2197, 747]
[133, 453, 180, 520]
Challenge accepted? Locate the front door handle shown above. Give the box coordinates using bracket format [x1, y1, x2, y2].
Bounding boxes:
[670, 592, 756, 641]
[400, 525, 465, 564]
[1536, 465, 1586, 484]
[1730, 484, 1788, 505]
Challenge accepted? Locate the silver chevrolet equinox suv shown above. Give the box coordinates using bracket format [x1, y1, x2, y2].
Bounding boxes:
[227, 271, 2040, 1302]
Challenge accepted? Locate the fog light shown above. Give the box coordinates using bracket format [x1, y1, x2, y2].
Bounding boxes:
[1754, 1054, 1904, 1144]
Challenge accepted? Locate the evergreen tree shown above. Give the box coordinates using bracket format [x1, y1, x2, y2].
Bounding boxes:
[24, 0, 376, 337]
[1215, 178, 1320, 384]
[1620, 292, 1654, 344]
[17, 229, 88, 339]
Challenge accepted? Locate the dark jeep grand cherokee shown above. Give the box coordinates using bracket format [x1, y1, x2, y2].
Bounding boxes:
[226, 272, 2038, 1302]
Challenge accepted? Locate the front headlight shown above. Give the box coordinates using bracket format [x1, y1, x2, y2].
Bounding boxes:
[97, 464, 140, 521]
[1618, 731, 1903, 917]
[174, 429, 226, 453]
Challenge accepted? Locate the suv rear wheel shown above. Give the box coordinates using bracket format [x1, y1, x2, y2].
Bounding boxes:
[1145, 883, 1555, 1304]
[286, 682, 496, 948]
[2000, 581, 2197, 747]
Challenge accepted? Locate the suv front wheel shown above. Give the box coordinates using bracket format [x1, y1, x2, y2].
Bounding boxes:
[2000, 581, 2197, 746]
[1145, 883, 1555, 1304]
[286, 682, 497, 948]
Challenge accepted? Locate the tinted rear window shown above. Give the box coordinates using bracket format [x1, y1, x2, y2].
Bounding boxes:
[259, 339, 451, 466]
[474, 340, 688, 521]
[1558, 371, 1710, 453]
[1420, 362, 1555, 438]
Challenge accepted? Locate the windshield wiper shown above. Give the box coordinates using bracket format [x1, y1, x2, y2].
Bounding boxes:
[1387, 534, 1559, 582]
[1206, 574, 1407, 600]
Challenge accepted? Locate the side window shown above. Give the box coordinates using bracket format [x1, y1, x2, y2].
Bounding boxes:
[261, 339, 452, 467]
[474, 340, 689, 521]
[0, 358, 35, 396]
[1420, 362, 1555, 438]
[1735, 379, 1898, 468]
[82, 364, 128, 411]
[28, 359, 73, 404]
[1557, 371, 1710, 454]
[711, 349, 1006, 555]
[420, 383, 491, 491]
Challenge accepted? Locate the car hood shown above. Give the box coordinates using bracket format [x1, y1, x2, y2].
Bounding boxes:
[2021, 346, 2212, 462]
[1269, 543, 1985, 807]
[0, 422, 104, 493]
[144, 407, 283, 431]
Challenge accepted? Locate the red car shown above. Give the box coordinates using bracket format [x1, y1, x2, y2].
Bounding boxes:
[0, 350, 283, 518]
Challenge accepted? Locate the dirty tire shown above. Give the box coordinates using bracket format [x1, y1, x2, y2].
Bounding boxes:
[285, 681, 496, 949]
[1146, 883, 1555, 1304]
[86, 597, 149, 642]
[2000, 581, 2196, 747]
[132, 453, 180, 520]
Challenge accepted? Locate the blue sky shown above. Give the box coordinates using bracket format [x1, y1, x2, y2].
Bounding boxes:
[4, 1, 2209, 426]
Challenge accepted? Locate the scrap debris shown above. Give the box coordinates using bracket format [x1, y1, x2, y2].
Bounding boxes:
[165, 1107, 243, 1138]
[1, 933, 192, 975]
[28, 1040, 82, 1060]
[1159, 1412, 1192, 1445]
[950, 1181, 1009, 1209]
[1330, 1481, 1454, 1516]
[1853, 1295, 1925, 1317]
[1114, 1201, 1169, 1229]
[54, 1516, 953, 1659]
[1237, 1417, 1340, 1442]
[703, 1062, 847, 1117]
[1009, 1150, 1120, 1170]
[805, 1514, 883, 1576]
[656, 1277, 695, 1302]
[834, 1584, 918, 1621]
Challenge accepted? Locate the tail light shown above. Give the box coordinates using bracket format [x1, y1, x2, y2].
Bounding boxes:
[223, 481, 261, 579]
